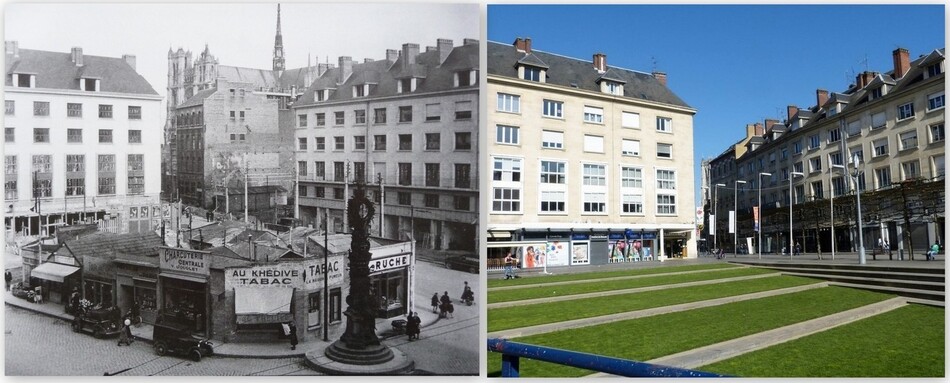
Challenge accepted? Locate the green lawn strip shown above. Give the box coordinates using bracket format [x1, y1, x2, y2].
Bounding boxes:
[701, 304, 945, 377]
[487, 286, 893, 377]
[487, 263, 738, 289]
[488, 274, 815, 333]
[488, 267, 773, 304]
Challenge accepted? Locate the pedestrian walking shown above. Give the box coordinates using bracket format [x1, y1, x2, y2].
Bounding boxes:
[117, 319, 133, 346]
[884, 240, 891, 256]
[440, 291, 453, 318]
[69, 288, 81, 316]
[928, 242, 940, 261]
[4, 270, 11, 291]
[288, 321, 298, 350]
[33, 286, 42, 304]
[431, 293, 439, 313]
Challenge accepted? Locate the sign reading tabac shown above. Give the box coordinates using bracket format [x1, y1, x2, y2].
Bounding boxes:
[159, 247, 210, 276]
[225, 256, 345, 290]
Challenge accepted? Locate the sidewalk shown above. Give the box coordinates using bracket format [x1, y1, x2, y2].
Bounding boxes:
[3, 290, 442, 359]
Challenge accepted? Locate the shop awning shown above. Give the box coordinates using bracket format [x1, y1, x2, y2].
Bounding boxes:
[31, 262, 80, 283]
[234, 287, 294, 324]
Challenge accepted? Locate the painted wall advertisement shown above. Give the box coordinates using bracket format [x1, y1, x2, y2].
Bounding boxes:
[225, 256, 345, 290]
[159, 247, 210, 276]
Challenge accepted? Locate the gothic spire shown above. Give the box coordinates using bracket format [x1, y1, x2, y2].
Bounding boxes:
[273, 3, 285, 73]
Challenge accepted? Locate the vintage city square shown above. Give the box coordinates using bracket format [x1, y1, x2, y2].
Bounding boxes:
[3, 2, 479, 376]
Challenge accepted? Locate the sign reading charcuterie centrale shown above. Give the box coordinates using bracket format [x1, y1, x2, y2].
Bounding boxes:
[225, 256, 345, 290]
[159, 247, 210, 276]
[368, 253, 410, 275]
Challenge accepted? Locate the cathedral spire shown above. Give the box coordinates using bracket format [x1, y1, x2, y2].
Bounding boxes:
[273, 3, 285, 73]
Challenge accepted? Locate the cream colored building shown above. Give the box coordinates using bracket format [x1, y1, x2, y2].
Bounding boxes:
[486, 38, 697, 269]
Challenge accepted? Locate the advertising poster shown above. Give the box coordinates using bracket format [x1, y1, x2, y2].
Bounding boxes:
[544, 241, 570, 267]
[520, 244, 546, 269]
[609, 239, 629, 262]
[571, 242, 590, 265]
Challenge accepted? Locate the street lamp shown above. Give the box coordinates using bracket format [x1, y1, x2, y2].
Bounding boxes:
[830, 164, 847, 260]
[849, 154, 867, 265]
[789, 171, 805, 260]
[734, 180, 747, 256]
[757, 173, 772, 259]
[714, 183, 726, 252]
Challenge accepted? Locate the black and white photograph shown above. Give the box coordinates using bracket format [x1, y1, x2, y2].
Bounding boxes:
[3, 2, 480, 376]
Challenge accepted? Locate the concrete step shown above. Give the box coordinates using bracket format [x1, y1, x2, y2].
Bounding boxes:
[765, 266, 946, 283]
[732, 260, 945, 275]
[826, 281, 945, 302]
[779, 271, 944, 292]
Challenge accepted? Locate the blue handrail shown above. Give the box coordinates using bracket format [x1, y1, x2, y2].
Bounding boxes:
[488, 338, 730, 378]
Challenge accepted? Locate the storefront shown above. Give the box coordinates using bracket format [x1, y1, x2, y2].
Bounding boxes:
[29, 261, 80, 304]
[487, 227, 672, 270]
[368, 242, 413, 319]
[115, 257, 160, 324]
[157, 247, 210, 336]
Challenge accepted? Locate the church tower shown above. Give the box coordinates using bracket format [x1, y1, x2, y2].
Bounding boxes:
[272, 4, 285, 74]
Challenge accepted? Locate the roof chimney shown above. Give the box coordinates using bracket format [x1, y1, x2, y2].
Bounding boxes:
[745, 123, 756, 138]
[765, 118, 779, 131]
[386, 49, 399, 63]
[4, 41, 18, 58]
[787, 105, 799, 122]
[122, 54, 137, 71]
[816, 89, 829, 107]
[338, 56, 353, 84]
[513, 37, 531, 53]
[462, 38, 479, 46]
[892, 47, 910, 79]
[401, 43, 419, 66]
[437, 38, 453, 64]
[363, 58, 374, 63]
[753, 122, 765, 136]
[71, 47, 84, 67]
[592, 53, 606, 73]
[653, 71, 667, 87]
[425, 46, 436, 53]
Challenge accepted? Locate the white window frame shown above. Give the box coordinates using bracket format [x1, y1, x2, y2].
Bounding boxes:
[491, 156, 523, 214]
[656, 194, 677, 215]
[901, 160, 921, 181]
[541, 130, 564, 149]
[581, 163, 607, 214]
[897, 102, 915, 121]
[583, 106, 604, 124]
[656, 116, 672, 133]
[930, 123, 945, 143]
[496, 93, 520, 113]
[496, 125, 520, 145]
[873, 138, 889, 157]
[539, 190, 566, 214]
[621, 111, 640, 129]
[542, 99, 563, 118]
[621, 139, 640, 157]
[932, 154, 945, 178]
[927, 91, 945, 112]
[656, 143, 672, 159]
[871, 111, 887, 130]
[899, 130, 918, 151]
[583, 134, 604, 153]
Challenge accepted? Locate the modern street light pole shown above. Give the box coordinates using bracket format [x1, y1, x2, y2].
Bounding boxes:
[849, 154, 867, 265]
[789, 172, 805, 260]
[714, 183, 726, 252]
[830, 164, 846, 260]
[757, 173, 772, 259]
[734, 180, 747, 256]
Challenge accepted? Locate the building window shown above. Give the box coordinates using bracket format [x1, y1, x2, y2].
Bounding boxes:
[928, 92, 945, 111]
[98, 154, 116, 195]
[354, 162, 366, 183]
[656, 117, 672, 133]
[873, 138, 889, 157]
[899, 130, 918, 150]
[809, 134, 820, 150]
[334, 136, 344, 151]
[606, 81, 622, 95]
[493, 188, 521, 212]
[398, 106, 412, 123]
[496, 125, 519, 145]
[314, 137, 325, 151]
[354, 85, 366, 98]
[583, 135, 604, 153]
[312, 161, 325, 180]
[314, 187, 325, 198]
[932, 155, 945, 178]
[621, 139, 640, 156]
[870, 111, 886, 130]
[540, 161, 566, 184]
[927, 63, 944, 78]
[540, 130, 564, 150]
[65, 155, 85, 196]
[809, 157, 822, 173]
[453, 196, 470, 211]
[422, 194, 439, 208]
[399, 78, 413, 94]
[542, 100, 563, 118]
[493, 157, 522, 182]
[374, 135, 387, 151]
[98, 104, 112, 118]
[398, 163, 412, 186]
[456, 71, 473, 87]
[622, 112, 640, 129]
[298, 114, 308, 127]
[395, 191, 410, 205]
[354, 109, 366, 125]
[523, 66, 541, 82]
[298, 137, 308, 151]
[67, 103, 82, 117]
[96, 129, 112, 144]
[583, 192, 606, 213]
[5, 100, 14, 116]
[454, 164, 471, 189]
[583, 106, 604, 123]
[582, 164, 606, 186]
[315, 89, 326, 102]
[33, 128, 49, 143]
[794, 161, 804, 174]
[897, 102, 915, 121]
[425, 163, 440, 187]
[901, 160, 921, 180]
[930, 123, 945, 143]
[828, 128, 841, 143]
[333, 188, 344, 200]
[15, 74, 32, 88]
[398, 134, 412, 151]
[424, 133, 440, 151]
[657, 194, 676, 215]
[298, 161, 308, 177]
[497, 93, 520, 113]
[811, 181, 824, 199]
[374, 108, 387, 124]
[656, 169, 676, 190]
[540, 191, 565, 213]
[425, 103, 441, 122]
[793, 140, 803, 154]
[4, 128, 13, 143]
[4, 156, 15, 200]
[656, 143, 672, 159]
[128, 154, 144, 195]
[622, 194, 643, 214]
[333, 162, 345, 182]
[128, 106, 141, 120]
[829, 152, 843, 166]
[448, 132, 471, 153]
[621, 167, 643, 189]
[354, 135, 366, 151]
[32, 101, 50, 117]
[334, 111, 345, 125]
[875, 167, 891, 188]
[316, 113, 326, 126]
[128, 130, 141, 143]
[454, 101, 472, 120]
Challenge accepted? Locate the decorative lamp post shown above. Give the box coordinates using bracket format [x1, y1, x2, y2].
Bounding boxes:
[789, 172, 805, 260]
[757, 173, 771, 259]
[734, 180, 747, 256]
[849, 154, 867, 265]
[830, 164, 847, 260]
[714, 183, 726, 252]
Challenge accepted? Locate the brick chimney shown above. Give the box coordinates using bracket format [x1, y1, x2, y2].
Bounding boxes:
[363, 58, 374, 63]
[653, 71, 667, 87]
[754, 122, 765, 136]
[122, 54, 136, 71]
[4, 41, 18, 57]
[765, 118, 779, 131]
[816, 89, 829, 107]
[437, 38, 453, 64]
[593, 53, 606, 73]
[856, 71, 877, 89]
[787, 105, 799, 122]
[386, 49, 399, 62]
[338, 56, 352, 83]
[401, 43, 420, 66]
[892, 48, 910, 79]
[513, 37, 532, 53]
[71, 47, 84, 67]
[425, 46, 436, 53]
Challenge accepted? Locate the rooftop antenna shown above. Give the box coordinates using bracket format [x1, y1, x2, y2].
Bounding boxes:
[651, 56, 658, 72]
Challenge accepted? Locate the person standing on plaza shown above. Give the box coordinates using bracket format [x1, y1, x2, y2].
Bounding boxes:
[503, 251, 515, 279]
[69, 288, 81, 316]
[431, 292, 439, 313]
[4, 270, 11, 291]
[286, 321, 298, 350]
[117, 318, 133, 346]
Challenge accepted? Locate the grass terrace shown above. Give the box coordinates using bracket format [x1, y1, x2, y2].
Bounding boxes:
[487, 263, 738, 288]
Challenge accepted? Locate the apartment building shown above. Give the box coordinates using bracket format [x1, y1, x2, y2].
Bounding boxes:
[293, 39, 479, 252]
[486, 38, 698, 269]
[706, 47, 945, 254]
[4, 41, 162, 236]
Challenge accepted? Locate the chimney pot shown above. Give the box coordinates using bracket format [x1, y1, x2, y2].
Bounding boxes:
[71, 47, 84, 67]
[426, 46, 436, 53]
[4, 41, 18, 57]
[816, 89, 829, 107]
[401, 43, 420, 66]
[122, 54, 137, 71]
[892, 47, 910, 79]
[754, 122, 765, 136]
[513, 37, 532, 53]
[787, 105, 799, 122]
[593, 53, 607, 73]
[364, 58, 374, 63]
[462, 38, 479, 46]
[653, 71, 667, 87]
[437, 38, 453, 64]
[386, 49, 399, 62]
[765, 119, 779, 131]
[338, 56, 353, 83]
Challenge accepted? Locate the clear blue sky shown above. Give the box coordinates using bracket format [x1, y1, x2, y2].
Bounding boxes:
[488, 4, 945, 207]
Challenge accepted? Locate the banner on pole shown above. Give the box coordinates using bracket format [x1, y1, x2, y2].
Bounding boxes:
[728, 211, 735, 234]
[709, 214, 715, 233]
[753, 206, 760, 232]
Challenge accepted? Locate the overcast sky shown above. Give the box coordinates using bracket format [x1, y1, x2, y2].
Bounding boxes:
[5, 2, 480, 104]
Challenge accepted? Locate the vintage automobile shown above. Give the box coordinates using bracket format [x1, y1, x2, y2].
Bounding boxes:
[444, 254, 479, 274]
[152, 323, 214, 362]
[71, 307, 123, 338]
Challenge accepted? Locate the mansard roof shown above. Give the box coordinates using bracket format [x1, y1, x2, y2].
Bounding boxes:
[5, 48, 158, 95]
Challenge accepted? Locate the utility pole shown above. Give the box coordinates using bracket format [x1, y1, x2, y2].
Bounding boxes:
[343, 162, 350, 233]
[244, 161, 249, 225]
[377, 172, 384, 237]
[323, 208, 329, 341]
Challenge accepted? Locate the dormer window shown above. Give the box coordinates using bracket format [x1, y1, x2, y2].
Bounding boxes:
[522, 66, 541, 82]
[315, 89, 331, 102]
[354, 84, 365, 98]
[398, 78, 416, 94]
[826, 104, 838, 117]
[870, 87, 883, 100]
[455, 70, 476, 87]
[81, 78, 99, 92]
[926, 62, 943, 78]
[605, 81, 623, 96]
[13, 73, 35, 88]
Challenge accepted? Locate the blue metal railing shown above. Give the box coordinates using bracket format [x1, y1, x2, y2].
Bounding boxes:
[488, 338, 730, 378]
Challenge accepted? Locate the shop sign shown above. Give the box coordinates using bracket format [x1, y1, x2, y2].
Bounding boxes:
[159, 247, 210, 276]
[571, 234, 589, 241]
[225, 257, 344, 290]
[607, 233, 625, 240]
[303, 256, 344, 289]
[369, 254, 409, 275]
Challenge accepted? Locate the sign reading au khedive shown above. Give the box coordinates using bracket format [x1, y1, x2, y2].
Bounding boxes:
[225, 256, 345, 290]
[159, 247, 210, 276]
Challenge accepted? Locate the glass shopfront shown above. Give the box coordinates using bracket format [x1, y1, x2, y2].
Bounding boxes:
[160, 275, 207, 333]
[371, 269, 407, 319]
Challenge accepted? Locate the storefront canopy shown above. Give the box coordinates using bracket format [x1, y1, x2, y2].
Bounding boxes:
[31, 262, 80, 283]
[234, 287, 294, 324]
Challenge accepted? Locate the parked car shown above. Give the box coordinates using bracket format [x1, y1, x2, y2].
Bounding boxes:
[152, 323, 214, 362]
[71, 307, 122, 338]
[444, 255, 479, 274]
